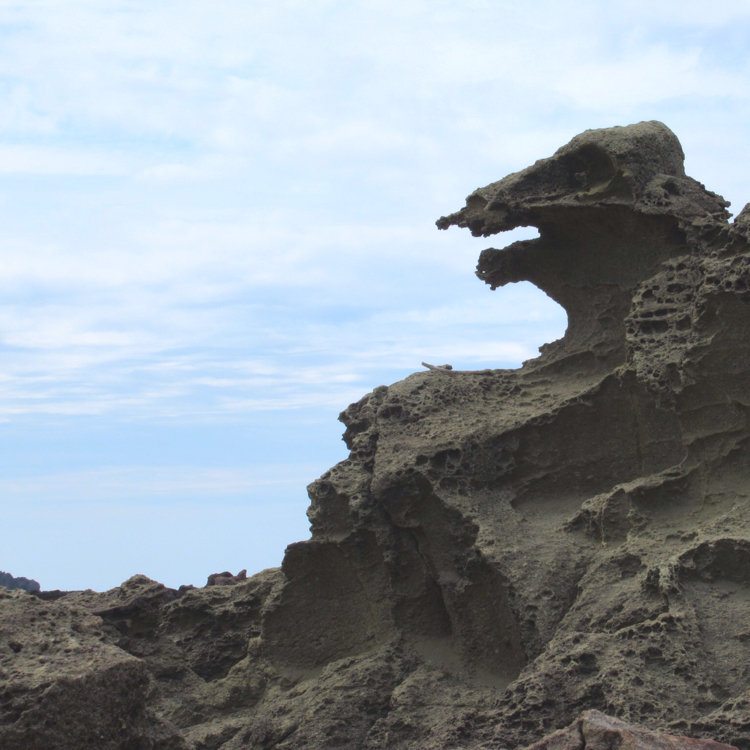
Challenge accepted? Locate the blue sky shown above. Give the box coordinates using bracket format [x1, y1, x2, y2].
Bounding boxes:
[2, 1, 749, 591]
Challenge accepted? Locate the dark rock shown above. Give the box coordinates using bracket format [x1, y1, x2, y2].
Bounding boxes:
[0, 587, 186, 749]
[206, 569, 248, 586]
[2, 121, 749, 748]
[0, 570, 40, 592]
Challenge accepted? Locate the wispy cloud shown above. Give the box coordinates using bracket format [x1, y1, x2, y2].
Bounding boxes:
[1, 0, 749, 588]
[0, 144, 131, 175]
[0, 464, 317, 503]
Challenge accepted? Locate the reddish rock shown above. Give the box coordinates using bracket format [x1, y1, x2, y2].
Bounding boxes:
[205, 568, 248, 586]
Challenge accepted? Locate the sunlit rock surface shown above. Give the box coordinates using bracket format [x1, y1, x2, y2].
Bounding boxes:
[2, 122, 749, 749]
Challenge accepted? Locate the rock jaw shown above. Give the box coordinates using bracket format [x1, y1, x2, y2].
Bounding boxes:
[437, 121, 732, 367]
[4, 123, 750, 750]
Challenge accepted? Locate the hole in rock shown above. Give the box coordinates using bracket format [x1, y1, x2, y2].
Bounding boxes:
[422, 227, 568, 370]
[488, 278, 568, 365]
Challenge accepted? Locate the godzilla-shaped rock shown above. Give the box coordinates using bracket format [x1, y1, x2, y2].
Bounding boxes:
[1, 121, 749, 749]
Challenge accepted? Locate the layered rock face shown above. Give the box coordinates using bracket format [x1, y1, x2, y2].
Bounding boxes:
[2, 121, 749, 749]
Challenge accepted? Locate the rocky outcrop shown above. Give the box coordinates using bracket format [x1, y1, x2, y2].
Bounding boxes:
[0, 586, 186, 749]
[1, 121, 749, 748]
[206, 569, 248, 586]
[0, 570, 40, 592]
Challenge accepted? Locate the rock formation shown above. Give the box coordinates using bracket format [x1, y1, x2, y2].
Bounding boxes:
[1, 121, 749, 749]
[526, 710, 739, 750]
[0, 570, 40, 592]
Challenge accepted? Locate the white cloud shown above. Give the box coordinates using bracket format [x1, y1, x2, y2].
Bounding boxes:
[136, 161, 207, 182]
[557, 46, 747, 110]
[0, 144, 130, 175]
[618, 0, 750, 26]
[0, 464, 316, 503]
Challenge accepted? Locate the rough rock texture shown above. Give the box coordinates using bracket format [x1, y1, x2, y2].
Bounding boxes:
[0, 570, 40, 592]
[2, 121, 750, 749]
[0, 586, 186, 749]
[525, 710, 738, 749]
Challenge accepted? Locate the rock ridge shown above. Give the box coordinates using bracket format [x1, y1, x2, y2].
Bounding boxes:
[1, 121, 749, 749]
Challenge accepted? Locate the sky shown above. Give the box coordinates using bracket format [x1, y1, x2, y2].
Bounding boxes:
[1, 1, 749, 591]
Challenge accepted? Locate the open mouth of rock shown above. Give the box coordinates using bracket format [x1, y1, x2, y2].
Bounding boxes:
[436, 121, 733, 365]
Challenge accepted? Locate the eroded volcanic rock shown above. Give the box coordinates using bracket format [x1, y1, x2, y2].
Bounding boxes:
[525, 710, 739, 750]
[2, 121, 749, 749]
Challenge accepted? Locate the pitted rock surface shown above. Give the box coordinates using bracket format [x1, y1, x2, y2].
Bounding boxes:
[524, 710, 739, 749]
[2, 122, 749, 749]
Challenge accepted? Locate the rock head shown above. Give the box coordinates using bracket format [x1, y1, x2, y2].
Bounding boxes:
[2, 121, 749, 749]
[437, 120, 734, 367]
